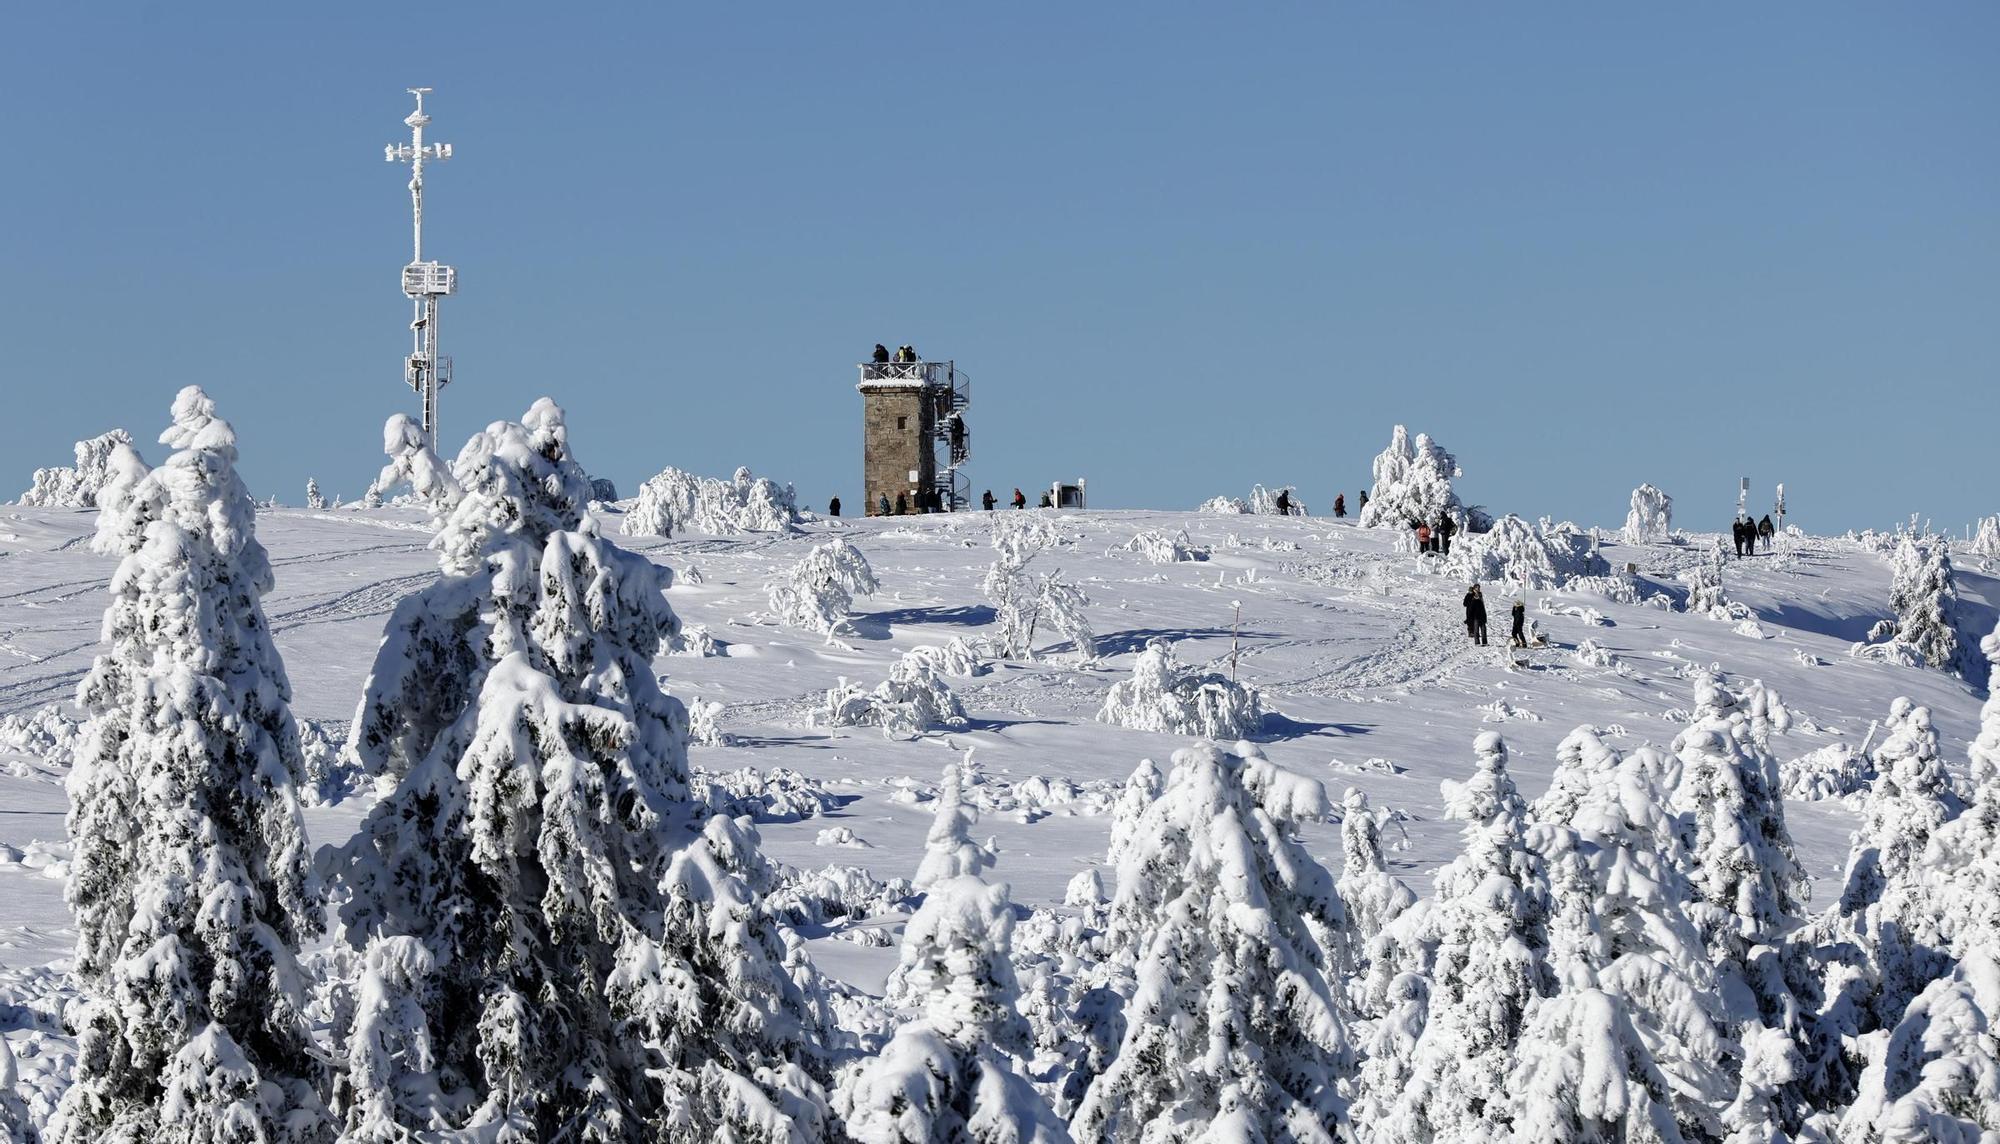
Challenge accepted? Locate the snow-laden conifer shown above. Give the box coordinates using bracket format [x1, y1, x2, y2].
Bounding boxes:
[1624, 482, 1674, 544]
[1841, 950, 2000, 1143]
[1357, 425, 1461, 530]
[1116, 528, 1207, 564]
[914, 755, 995, 891]
[1072, 741, 1355, 1142]
[55, 387, 324, 1144]
[305, 476, 327, 510]
[768, 537, 878, 641]
[1366, 733, 1555, 1142]
[361, 412, 460, 511]
[817, 647, 968, 740]
[837, 876, 1069, 1143]
[1683, 540, 1731, 618]
[1335, 787, 1414, 962]
[2, 1031, 38, 1143]
[1095, 637, 1262, 739]
[1449, 513, 1608, 588]
[1102, 758, 1163, 871]
[17, 428, 133, 508]
[328, 398, 824, 1141]
[1509, 746, 1734, 1141]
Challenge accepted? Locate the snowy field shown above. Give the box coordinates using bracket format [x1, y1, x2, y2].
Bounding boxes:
[2, 455, 1997, 1138]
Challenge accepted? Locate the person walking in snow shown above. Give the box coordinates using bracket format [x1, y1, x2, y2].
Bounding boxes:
[1510, 598, 1527, 648]
[1333, 493, 1345, 519]
[1436, 514, 1457, 555]
[1359, 490, 1370, 514]
[1275, 489, 1291, 516]
[877, 492, 891, 517]
[1757, 514, 1775, 552]
[895, 492, 908, 515]
[1731, 518, 1746, 558]
[1012, 488, 1026, 510]
[982, 489, 996, 511]
[1416, 522, 1433, 554]
[1464, 584, 1489, 646]
[828, 496, 841, 517]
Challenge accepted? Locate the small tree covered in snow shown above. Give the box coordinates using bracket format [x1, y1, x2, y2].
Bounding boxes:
[1116, 528, 1208, 564]
[1868, 535, 1968, 676]
[837, 876, 1068, 1143]
[1365, 733, 1555, 1141]
[768, 537, 878, 640]
[913, 756, 995, 892]
[1102, 758, 1164, 871]
[983, 528, 1094, 662]
[55, 387, 324, 1143]
[1450, 513, 1608, 589]
[1073, 741, 1355, 1142]
[17, 428, 134, 508]
[817, 647, 969, 741]
[1971, 514, 2000, 561]
[1357, 425, 1462, 530]
[1095, 637, 1263, 740]
[304, 476, 327, 510]
[328, 399, 825, 1140]
[1335, 788, 1415, 966]
[1508, 746, 1734, 1141]
[1841, 950, 2000, 1143]
[621, 465, 799, 537]
[362, 412, 461, 511]
[1623, 482, 1674, 544]
[0, 1036, 33, 1143]
[1683, 539, 1731, 618]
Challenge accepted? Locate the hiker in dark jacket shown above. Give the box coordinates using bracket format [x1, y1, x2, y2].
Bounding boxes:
[877, 493, 891, 516]
[1039, 491, 1053, 508]
[1511, 598, 1528, 647]
[1012, 488, 1026, 509]
[1464, 584, 1489, 645]
[872, 344, 890, 365]
[1436, 514, 1457, 555]
[828, 496, 841, 517]
[895, 492, 908, 515]
[1275, 489, 1291, 516]
[982, 490, 996, 511]
[1731, 519, 1745, 557]
[1757, 514, 1775, 552]
[1359, 490, 1370, 514]
[1334, 493, 1346, 519]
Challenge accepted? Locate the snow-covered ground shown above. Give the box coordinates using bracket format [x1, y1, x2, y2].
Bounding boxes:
[1, 497, 1995, 1133]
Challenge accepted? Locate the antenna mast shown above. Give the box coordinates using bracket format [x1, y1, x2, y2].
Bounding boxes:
[384, 87, 457, 450]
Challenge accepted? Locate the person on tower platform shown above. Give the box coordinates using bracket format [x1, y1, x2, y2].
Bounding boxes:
[872, 343, 890, 364]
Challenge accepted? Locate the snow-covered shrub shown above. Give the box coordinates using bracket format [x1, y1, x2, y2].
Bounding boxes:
[326, 398, 827, 1139]
[983, 526, 1094, 662]
[1196, 495, 1247, 514]
[835, 875, 1066, 1142]
[1336, 787, 1415, 981]
[16, 428, 133, 509]
[1572, 637, 1616, 669]
[1103, 758, 1164, 871]
[1449, 513, 1609, 589]
[670, 622, 718, 657]
[621, 464, 799, 537]
[816, 647, 969, 740]
[1074, 740, 1355, 1140]
[697, 765, 839, 822]
[362, 412, 461, 511]
[1357, 424, 1462, 530]
[0, 1036, 32, 1143]
[688, 696, 732, 746]
[1095, 637, 1264, 740]
[1360, 733, 1554, 1139]
[0, 703, 83, 774]
[765, 863, 915, 932]
[902, 635, 988, 677]
[768, 537, 878, 640]
[1781, 742, 1872, 801]
[297, 716, 358, 806]
[1682, 539, 1732, 618]
[304, 476, 327, 510]
[55, 387, 325, 1141]
[1623, 482, 1673, 544]
[1971, 514, 2000, 561]
[1116, 528, 1208, 564]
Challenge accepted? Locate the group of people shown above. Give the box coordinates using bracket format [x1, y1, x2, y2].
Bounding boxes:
[1462, 583, 1530, 649]
[979, 488, 1034, 510]
[835, 485, 1038, 517]
[1329, 490, 1367, 519]
[868, 343, 922, 375]
[1732, 514, 1776, 556]
[1412, 514, 1457, 554]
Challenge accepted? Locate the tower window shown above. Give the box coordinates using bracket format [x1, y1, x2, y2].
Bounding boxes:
[897, 416, 907, 431]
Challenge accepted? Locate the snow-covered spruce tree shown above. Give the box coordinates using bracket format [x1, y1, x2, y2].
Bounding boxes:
[1624, 482, 1674, 544]
[304, 477, 327, 510]
[1335, 788, 1414, 965]
[17, 428, 133, 508]
[983, 529, 1094, 662]
[1893, 536, 1966, 675]
[0, 1035, 34, 1144]
[1102, 758, 1163, 871]
[1095, 637, 1263, 740]
[328, 398, 825, 1141]
[1449, 513, 1609, 590]
[1972, 514, 2000, 561]
[1073, 741, 1355, 1142]
[1364, 733, 1555, 1141]
[55, 387, 324, 1144]
[837, 876, 1069, 1143]
[913, 755, 995, 892]
[1508, 746, 1735, 1142]
[1840, 949, 2000, 1143]
[361, 412, 461, 511]
[1356, 425, 1461, 530]
[1116, 528, 1207, 564]
[1532, 725, 1624, 827]
[768, 537, 878, 641]
[1683, 538, 1731, 618]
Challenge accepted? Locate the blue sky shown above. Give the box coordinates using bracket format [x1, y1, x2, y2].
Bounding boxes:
[1, 4, 1993, 533]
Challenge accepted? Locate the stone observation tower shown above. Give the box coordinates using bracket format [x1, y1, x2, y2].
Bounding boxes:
[858, 357, 971, 514]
